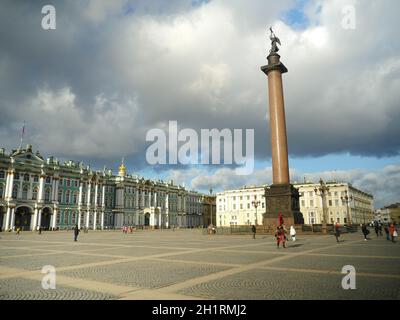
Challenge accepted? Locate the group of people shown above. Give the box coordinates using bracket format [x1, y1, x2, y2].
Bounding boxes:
[122, 226, 136, 234]
[270, 220, 398, 248]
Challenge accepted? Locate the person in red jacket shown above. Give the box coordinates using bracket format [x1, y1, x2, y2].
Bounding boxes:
[389, 223, 397, 243]
[275, 225, 286, 248]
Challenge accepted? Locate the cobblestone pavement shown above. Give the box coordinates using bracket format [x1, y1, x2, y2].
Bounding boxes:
[0, 229, 399, 300]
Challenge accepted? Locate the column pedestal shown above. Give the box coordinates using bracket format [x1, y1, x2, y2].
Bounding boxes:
[263, 184, 304, 228]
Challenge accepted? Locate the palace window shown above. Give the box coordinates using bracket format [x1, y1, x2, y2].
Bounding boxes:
[310, 200, 314, 207]
[247, 203, 250, 209]
[71, 213, 77, 224]
[74, 180, 79, 187]
[73, 192, 78, 204]
[46, 177, 51, 184]
[45, 188, 51, 202]
[65, 190, 71, 204]
[22, 185, 28, 200]
[32, 187, 38, 200]
[66, 179, 71, 187]
[329, 200, 333, 206]
[33, 175, 39, 182]
[0, 184, 4, 198]
[335, 199, 339, 206]
[23, 174, 29, 182]
[0, 171, 5, 179]
[58, 190, 63, 202]
[301, 200, 305, 207]
[14, 173, 20, 180]
[64, 212, 69, 224]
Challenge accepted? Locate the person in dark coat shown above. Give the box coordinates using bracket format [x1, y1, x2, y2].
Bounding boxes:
[374, 221, 379, 237]
[73, 224, 80, 242]
[384, 225, 390, 240]
[251, 225, 256, 239]
[361, 224, 369, 241]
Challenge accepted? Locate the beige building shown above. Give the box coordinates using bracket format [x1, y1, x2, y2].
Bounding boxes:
[216, 185, 267, 227]
[295, 182, 374, 225]
[216, 182, 374, 227]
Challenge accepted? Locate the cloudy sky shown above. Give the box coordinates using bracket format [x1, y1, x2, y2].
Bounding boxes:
[0, 0, 399, 208]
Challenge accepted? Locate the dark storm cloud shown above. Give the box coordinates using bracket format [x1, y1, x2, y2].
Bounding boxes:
[0, 0, 399, 173]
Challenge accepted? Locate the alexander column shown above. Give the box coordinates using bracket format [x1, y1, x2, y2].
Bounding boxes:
[261, 28, 304, 228]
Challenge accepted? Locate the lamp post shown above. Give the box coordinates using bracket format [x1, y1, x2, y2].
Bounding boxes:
[341, 190, 353, 226]
[314, 178, 329, 234]
[209, 188, 213, 226]
[251, 200, 260, 226]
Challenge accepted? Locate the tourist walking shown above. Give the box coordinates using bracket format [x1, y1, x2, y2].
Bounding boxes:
[275, 225, 286, 248]
[251, 225, 256, 239]
[361, 224, 369, 241]
[38, 226, 42, 235]
[73, 224, 80, 242]
[16, 227, 21, 236]
[389, 223, 397, 243]
[334, 222, 341, 243]
[374, 222, 379, 237]
[290, 226, 296, 242]
[384, 224, 390, 240]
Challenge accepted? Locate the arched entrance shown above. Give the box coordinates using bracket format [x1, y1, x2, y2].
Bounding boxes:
[41, 207, 52, 230]
[144, 213, 150, 226]
[15, 206, 33, 231]
[0, 206, 5, 231]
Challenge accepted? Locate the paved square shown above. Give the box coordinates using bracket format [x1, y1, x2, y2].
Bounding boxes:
[0, 229, 399, 300]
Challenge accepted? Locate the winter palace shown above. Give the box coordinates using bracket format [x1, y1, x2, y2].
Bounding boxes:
[0, 145, 213, 231]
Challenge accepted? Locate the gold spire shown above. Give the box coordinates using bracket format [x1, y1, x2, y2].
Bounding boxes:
[118, 157, 126, 176]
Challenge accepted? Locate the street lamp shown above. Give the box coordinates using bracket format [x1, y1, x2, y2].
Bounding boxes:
[314, 178, 329, 234]
[209, 188, 213, 226]
[341, 190, 353, 226]
[251, 200, 260, 226]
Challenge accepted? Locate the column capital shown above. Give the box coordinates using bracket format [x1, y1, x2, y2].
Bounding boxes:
[261, 53, 288, 75]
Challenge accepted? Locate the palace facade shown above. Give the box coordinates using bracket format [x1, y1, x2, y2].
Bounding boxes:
[0, 145, 207, 231]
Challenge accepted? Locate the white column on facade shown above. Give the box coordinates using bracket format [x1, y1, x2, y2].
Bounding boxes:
[37, 209, 42, 228]
[165, 193, 169, 228]
[5, 173, 10, 198]
[6, 171, 14, 199]
[38, 175, 45, 203]
[153, 191, 157, 207]
[78, 210, 81, 229]
[135, 187, 139, 208]
[54, 179, 59, 202]
[78, 181, 83, 205]
[86, 182, 91, 228]
[52, 208, 57, 229]
[101, 185, 105, 230]
[183, 195, 187, 213]
[93, 183, 98, 230]
[51, 179, 55, 201]
[141, 189, 145, 208]
[32, 208, 38, 230]
[4, 206, 11, 230]
[10, 207, 15, 231]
